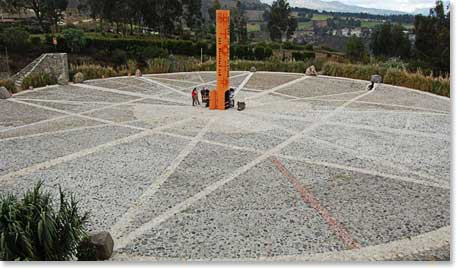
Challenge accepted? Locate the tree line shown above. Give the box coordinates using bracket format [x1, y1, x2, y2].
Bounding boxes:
[292, 7, 416, 25]
[346, 0, 450, 75]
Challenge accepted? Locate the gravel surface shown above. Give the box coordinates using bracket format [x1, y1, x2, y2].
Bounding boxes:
[280, 157, 450, 248]
[18, 85, 140, 103]
[245, 73, 303, 90]
[84, 105, 138, 123]
[0, 125, 139, 176]
[0, 116, 104, 140]
[0, 72, 450, 261]
[278, 77, 368, 98]
[0, 100, 64, 129]
[360, 85, 450, 112]
[21, 99, 108, 113]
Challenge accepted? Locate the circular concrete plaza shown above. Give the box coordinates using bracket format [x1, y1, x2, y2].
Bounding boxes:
[0, 71, 450, 261]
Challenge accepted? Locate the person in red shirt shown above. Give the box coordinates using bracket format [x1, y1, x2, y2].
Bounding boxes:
[192, 88, 200, 106]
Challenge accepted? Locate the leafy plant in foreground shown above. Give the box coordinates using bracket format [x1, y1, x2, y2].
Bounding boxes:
[0, 181, 88, 261]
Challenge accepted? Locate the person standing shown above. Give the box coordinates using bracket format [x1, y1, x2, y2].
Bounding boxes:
[229, 88, 235, 108]
[192, 88, 200, 106]
[201, 87, 207, 104]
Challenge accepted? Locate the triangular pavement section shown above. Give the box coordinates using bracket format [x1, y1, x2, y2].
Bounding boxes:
[357, 84, 450, 113]
[1, 133, 190, 234]
[277, 76, 368, 99]
[21, 99, 109, 114]
[245, 72, 303, 91]
[146, 78, 200, 90]
[146, 73, 206, 83]
[115, 142, 261, 243]
[133, 98, 187, 107]
[0, 116, 104, 140]
[277, 157, 450, 249]
[118, 158, 346, 260]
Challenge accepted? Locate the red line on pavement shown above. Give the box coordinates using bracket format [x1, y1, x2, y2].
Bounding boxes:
[270, 157, 360, 250]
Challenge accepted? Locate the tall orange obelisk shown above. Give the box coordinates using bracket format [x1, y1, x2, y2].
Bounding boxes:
[209, 10, 230, 110]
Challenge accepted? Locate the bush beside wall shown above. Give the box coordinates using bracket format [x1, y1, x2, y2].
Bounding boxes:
[69, 64, 117, 81]
[21, 73, 58, 91]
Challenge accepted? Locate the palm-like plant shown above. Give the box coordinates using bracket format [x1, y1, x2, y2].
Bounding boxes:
[0, 181, 88, 261]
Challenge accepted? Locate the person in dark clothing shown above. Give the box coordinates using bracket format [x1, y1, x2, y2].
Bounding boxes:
[201, 87, 208, 104]
[229, 88, 235, 108]
[205, 88, 210, 107]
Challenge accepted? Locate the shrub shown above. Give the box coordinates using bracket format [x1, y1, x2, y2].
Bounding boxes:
[0, 80, 16, 94]
[126, 59, 138, 74]
[304, 44, 314, 51]
[321, 61, 450, 97]
[142, 46, 168, 59]
[292, 51, 315, 61]
[62, 28, 87, 53]
[144, 57, 204, 74]
[282, 42, 305, 50]
[322, 61, 387, 81]
[85, 36, 202, 57]
[30, 36, 43, 49]
[75, 236, 97, 261]
[227, 59, 315, 73]
[384, 69, 450, 97]
[111, 49, 128, 65]
[70, 64, 117, 80]
[21, 73, 57, 91]
[0, 27, 30, 52]
[133, 46, 168, 63]
[0, 181, 88, 261]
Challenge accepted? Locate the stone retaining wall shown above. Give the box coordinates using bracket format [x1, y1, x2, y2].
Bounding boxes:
[29, 53, 69, 85]
[13, 53, 69, 89]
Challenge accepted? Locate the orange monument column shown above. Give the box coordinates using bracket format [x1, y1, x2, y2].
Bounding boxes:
[210, 10, 230, 110]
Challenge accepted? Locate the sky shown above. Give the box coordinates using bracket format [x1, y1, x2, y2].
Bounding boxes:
[335, 0, 437, 12]
[259, 0, 440, 13]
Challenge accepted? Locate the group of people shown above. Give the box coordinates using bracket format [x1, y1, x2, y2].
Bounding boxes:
[192, 87, 210, 107]
[191, 87, 236, 108]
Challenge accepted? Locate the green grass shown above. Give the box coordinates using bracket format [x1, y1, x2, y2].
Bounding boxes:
[298, 21, 313, 30]
[247, 23, 261, 33]
[360, 21, 415, 29]
[403, 24, 414, 29]
[312, 14, 333, 21]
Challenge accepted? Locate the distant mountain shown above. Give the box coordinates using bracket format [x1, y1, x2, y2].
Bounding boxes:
[260, 0, 407, 15]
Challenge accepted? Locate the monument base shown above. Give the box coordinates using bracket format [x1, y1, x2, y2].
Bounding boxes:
[209, 89, 228, 110]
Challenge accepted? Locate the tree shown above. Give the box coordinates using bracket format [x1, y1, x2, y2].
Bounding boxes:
[267, 0, 297, 42]
[62, 28, 87, 53]
[230, 0, 247, 44]
[0, 27, 30, 52]
[81, 0, 183, 37]
[208, 0, 221, 23]
[3, 0, 67, 33]
[142, 0, 183, 36]
[370, 22, 410, 59]
[414, 0, 450, 74]
[346, 35, 367, 63]
[183, 0, 203, 31]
